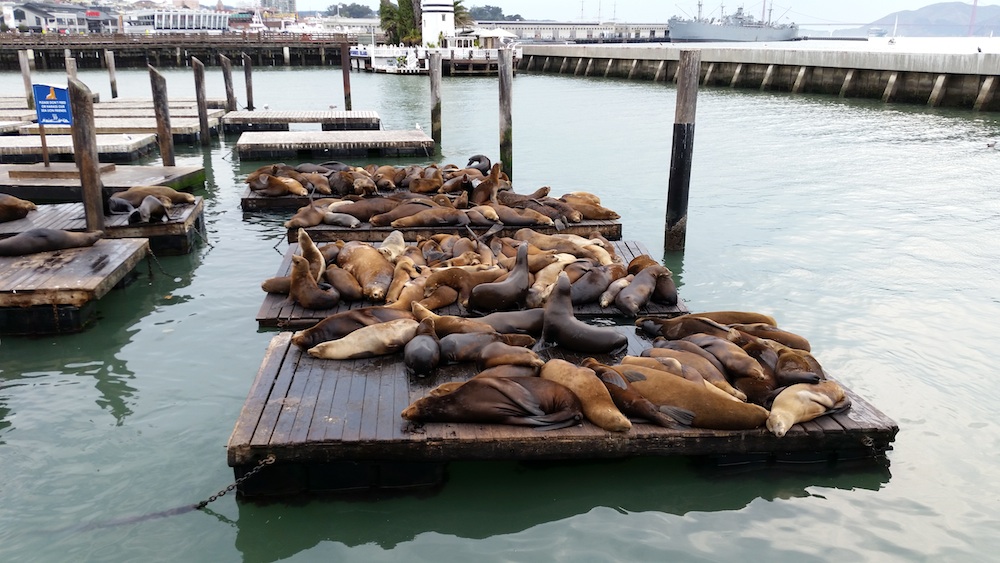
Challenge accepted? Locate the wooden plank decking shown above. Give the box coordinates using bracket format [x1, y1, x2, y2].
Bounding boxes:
[0, 164, 206, 202]
[226, 328, 898, 496]
[289, 217, 622, 243]
[0, 121, 25, 135]
[18, 117, 222, 140]
[0, 238, 149, 334]
[236, 130, 435, 160]
[0, 199, 206, 255]
[0, 134, 157, 164]
[222, 110, 382, 132]
[256, 240, 686, 328]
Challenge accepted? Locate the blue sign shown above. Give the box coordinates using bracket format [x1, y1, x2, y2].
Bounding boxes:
[32, 84, 73, 126]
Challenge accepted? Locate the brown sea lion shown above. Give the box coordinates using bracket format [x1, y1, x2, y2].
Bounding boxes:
[261, 276, 291, 294]
[285, 205, 326, 229]
[308, 318, 419, 360]
[369, 201, 438, 227]
[626, 254, 659, 276]
[560, 199, 620, 220]
[470, 163, 509, 205]
[0, 228, 103, 257]
[127, 195, 170, 225]
[730, 323, 812, 352]
[571, 263, 627, 305]
[297, 228, 326, 282]
[773, 346, 827, 385]
[290, 306, 414, 349]
[636, 315, 737, 340]
[0, 193, 36, 222]
[337, 241, 394, 301]
[335, 198, 398, 222]
[473, 308, 545, 336]
[683, 333, 767, 381]
[246, 174, 307, 197]
[614, 265, 672, 317]
[412, 301, 497, 337]
[540, 359, 631, 432]
[424, 267, 506, 308]
[766, 381, 851, 438]
[404, 318, 441, 377]
[687, 310, 779, 326]
[288, 255, 340, 310]
[469, 242, 531, 313]
[638, 347, 746, 401]
[592, 361, 696, 428]
[391, 207, 470, 228]
[323, 265, 364, 301]
[439, 331, 508, 364]
[621, 355, 703, 383]
[117, 185, 196, 206]
[583, 359, 769, 430]
[474, 364, 541, 379]
[401, 376, 583, 430]
[539, 272, 628, 354]
[417, 284, 459, 310]
[478, 341, 544, 370]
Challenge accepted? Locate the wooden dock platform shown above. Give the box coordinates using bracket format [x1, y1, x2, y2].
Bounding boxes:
[288, 217, 623, 243]
[256, 240, 687, 328]
[96, 97, 229, 109]
[236, 130, 435, 160]
[0, 163, 206, 202]
[0, 199, 206, 255]
[222, 110, 382, 132]
[18, 117, 221, 141]
[0, 109, 38, 122]
[0, 134, 157, 164]
[0, 238, 149, 334]
[0, 121, 25, 135]
[226, 328, 898, 497]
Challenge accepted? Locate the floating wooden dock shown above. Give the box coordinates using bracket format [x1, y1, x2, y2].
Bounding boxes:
[0, 163, 206, 202]
[226, 328, 898, 497]
[288, 217, 622, 243]
[222, 110, 382, 133]
[0, 121, 24, 135]
[236, 130, 435, 160]
[18, 117, 222, 142]
[256, 240, 687, 328]
[0, 109, 38, 122]
[0, 134, 157, 164]
[0, 199, 206, 255]
[0, 238, 149, 334]
[91, 108, 226, 120]
[96, 97, 229, 109]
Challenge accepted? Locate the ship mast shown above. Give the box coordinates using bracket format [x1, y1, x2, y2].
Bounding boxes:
[697, 1, 703, 21]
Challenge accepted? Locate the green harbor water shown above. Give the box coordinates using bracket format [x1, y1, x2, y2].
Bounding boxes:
[1, 64, 1000, 561]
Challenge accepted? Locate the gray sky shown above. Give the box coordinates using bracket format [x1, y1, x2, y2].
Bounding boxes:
[303, 2, 999, 26]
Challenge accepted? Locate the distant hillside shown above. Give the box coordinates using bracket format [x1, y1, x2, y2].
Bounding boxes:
[831, 2, 1000, 37]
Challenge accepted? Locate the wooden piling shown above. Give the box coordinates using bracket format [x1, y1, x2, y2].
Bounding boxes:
[542, 56, 551, 72]
[149, 65, 175, 166]
[18, 51, 33, 109]
[429, 51, 442, 146]
[191, 57, 211, 147]
[665, 50, 701, 252]
[220, 54, 237, 112]
[67, 79, 105, 232]
[65, 56, 78, 82]
[26, 49, 36, 71]
[104, 50, 118, 99]
[340, 43, 353, 111]
[320, 46, 326, 65]
[283, 46, 290, 66]
[498, 48, 514, 180]
[243, 52, 255, 111]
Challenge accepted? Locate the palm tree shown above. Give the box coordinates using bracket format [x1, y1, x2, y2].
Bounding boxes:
[454, 0, 474, 29]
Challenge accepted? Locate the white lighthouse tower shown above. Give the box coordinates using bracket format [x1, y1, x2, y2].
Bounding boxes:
[421, 0, 455, 48]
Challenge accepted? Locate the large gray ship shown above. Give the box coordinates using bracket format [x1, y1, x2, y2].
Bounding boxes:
[669, 2, 799, 43]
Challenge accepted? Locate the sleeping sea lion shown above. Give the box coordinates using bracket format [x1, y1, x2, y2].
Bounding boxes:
[0, 228, 103, 256]
[308, 318, 419, 360]
[592, 361, 696, 428]
[404, 317, 441, 377]
[128, 195, 170, 225]
[411, 301, 497, 337]
[766, 381, 851, 437]
[290, 306, 415, 349]
[540, 359, 631, 432]
[336, 241, 394, 301]
[285, 205, 326, 229]
[0, 193, 36, 222]
[117, 185, 196, 206]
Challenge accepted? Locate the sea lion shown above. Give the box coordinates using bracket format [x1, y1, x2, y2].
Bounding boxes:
[291, 306, 416, 349]
[117, 185, 196, 206]
[0, 228, 103, 256]
[423, 267, 506, 308]
[0, 193, 36, 222]
[560, 199, 620, 220]
[261, 276, 291, 294]
[683, 333, 767, 381]
[412, 301, 497, 337]
[336, 241, 394, 301]
[540, 359, 631, 432]
[127, 195, 170, 225]
[288, 255, 340, 309]
[730, 323, 812, 352]
[334, 198, 398, 222]
[478, 341, 544, 370]
[469, 242, 530, 313]
[247, 174, 308, 197]
[686, 310, 779, 326]
[377, 230, 407, 264]
[636, 315, 737, 341]
[582, 359, 769, 430]
[417, 284, 459, 311]
[638, 347, 746, 401]
[538, 272, 628, 354]
[284, 204, 326, 229]
[475, 308, 545, 336]
[599, 275, 633, 308]
[466, 154, 492, 175]
[439, 331, 508, 364]
[391, 207, 470, 228]
[401, 376, 583, 430]
[369, 201, 438, 227]
[614, 265, 671, 317]
[107, 196, 135, 215]
[620, 354, 703, 383]
[470, 162, 509, 205]
[323, 265, 364, 301]
[385, 257, 421, 304]
[766, 381, 851, 437]
[571, 263, 626, 305]
[488, 203, 554, 226]
[297, 228, 326, 282]
[773, 346, 827, 385]
[593, 362, 695, 428]
[322, 212, 362, 228]
[404, 318, 441, 377]
[626, 254, 659, 276]
[308, 318, 419, 360]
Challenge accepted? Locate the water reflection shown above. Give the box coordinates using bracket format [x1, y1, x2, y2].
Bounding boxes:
[232, 457, 890, 560]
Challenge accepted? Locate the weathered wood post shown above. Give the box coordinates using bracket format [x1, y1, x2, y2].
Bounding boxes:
[191, 56, 211, 147]
[665, 50, 701, 252]
[498, 47, 514, 180]
[65, 55, 78, 82]
[429, 51, 442, 147]
[18, 50, 33, 109]
[68, 78, 105, 231]
[104, 50, 118, 99]
[149, 65, 175, 167]
[340, 43, 353, 111]
[242, 52, 255, 111]
[219, 54, 237, 112]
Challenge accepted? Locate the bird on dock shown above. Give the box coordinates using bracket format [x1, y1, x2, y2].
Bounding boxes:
[263, 103, 270, 110]
[328, 104, 337, 110]
[415, 122, 423, 131]
[988, 141, 997, 149]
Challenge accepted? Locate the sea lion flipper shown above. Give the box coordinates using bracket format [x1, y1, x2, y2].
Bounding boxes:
[528, 415, 581, 431]
[620, 369, 648, 383]
[597, 370, 628, 390]
[826, 396, 852, 416]
[481, 378, 546, 417]
[658, 405, 696, 427]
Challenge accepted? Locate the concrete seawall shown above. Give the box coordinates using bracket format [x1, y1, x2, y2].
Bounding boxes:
[518, 44, 1000, 111]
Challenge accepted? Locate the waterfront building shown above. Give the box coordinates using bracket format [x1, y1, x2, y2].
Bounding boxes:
[10, 2, 117, 34]
[121, 9, 229, 35]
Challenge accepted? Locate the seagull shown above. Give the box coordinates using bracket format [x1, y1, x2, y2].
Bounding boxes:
[988, 140, 997, 149]
[123, 134, 132, 141]
[263, 103, 269, 110]
[329, 104, 338, 110]
[415, 122, 422, 131]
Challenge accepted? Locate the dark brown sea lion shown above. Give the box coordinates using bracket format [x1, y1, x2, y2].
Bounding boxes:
[369, 201, 438, 227]
[773, 346, 827, 385]
[489, 204, 554, 226]
[638, 348, 746, 401]
[0, 228, 103, 256]
[468, 242, 530, 313]
[402, 376, 583, 430]
[290, 306, 416, 349]
[412, 302, 497, 337]
[571, 263, 626, 305]
[319, 242, 342, 264]
[540, 359, 631, 432]
[730, 323, 812, 351]
[128, 195, 170, 225]
[117, 185, 196, 206]
[439, 331, 508, 364]
[0, 193, 36, 222]
[475, 308, 545, 335]
[766, 381, 851, 437]
[391, 207, 470, 228]
[336, 241, 394, 301]
[404, 317, 441, 377]
[478, 341, 544, 370]
[284, 204, 326, 229]
[288, 255, 340, 310]
[683, 333, 767, 381]
[582, 359, 769, 430]
[636, 315, 736, 340]
[308, 318, 419, 360]
[334, 198, 398, 222]
[424, 267, 506, 308]
[474, 364, 541, 378]
[626, 254, 658, 276]
[686, 310, 779, 326]
[592, 361, 695, 428]
[538, 272, 628, 354]
[614, 265, 672, 317]
[323, 265, 364, 301]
